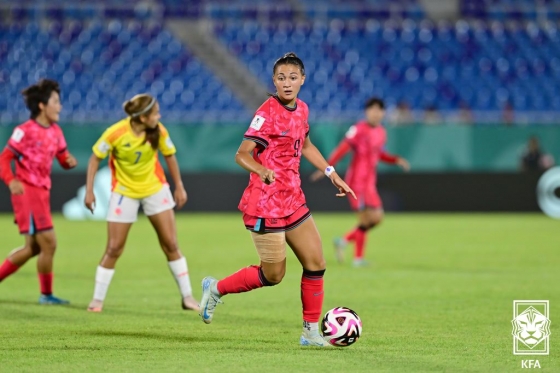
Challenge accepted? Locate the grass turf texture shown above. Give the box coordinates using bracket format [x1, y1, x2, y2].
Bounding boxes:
[0, 213, 558, 372]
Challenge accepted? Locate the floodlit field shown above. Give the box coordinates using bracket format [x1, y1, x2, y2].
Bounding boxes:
[0, 213, 558, 372]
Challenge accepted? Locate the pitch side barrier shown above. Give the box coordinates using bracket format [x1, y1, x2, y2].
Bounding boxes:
[0, 171, 546, 213]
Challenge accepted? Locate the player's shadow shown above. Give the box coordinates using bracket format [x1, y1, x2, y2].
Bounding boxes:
[86, 330, 222, 343]
[0, 299, 85, 311]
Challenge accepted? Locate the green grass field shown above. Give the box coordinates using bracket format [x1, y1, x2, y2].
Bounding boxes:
[0, 213, 558, 372]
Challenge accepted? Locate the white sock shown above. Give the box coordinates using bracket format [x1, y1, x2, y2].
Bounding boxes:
[93, 266, 115, 302]
[168, 256, 193, 298]
[303, 321, 319, 334]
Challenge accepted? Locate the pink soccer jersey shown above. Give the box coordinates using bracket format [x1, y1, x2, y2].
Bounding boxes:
[239, 96, 309, 218]
[344, 121, 387, 192]
[6, 119, 68, 190]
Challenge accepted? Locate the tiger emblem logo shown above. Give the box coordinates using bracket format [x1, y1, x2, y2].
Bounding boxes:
[512, 306, 551, 349]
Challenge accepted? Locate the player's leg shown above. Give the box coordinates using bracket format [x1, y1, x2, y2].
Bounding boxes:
[333, 189, 366, 263]
[34, 229, 68, 304]
[349, 208, 380, 266]
[88, 193, 137, 312]
[200, 216, 287, 324]
[0, 190, 39, 282]
[285, 215, 330, 347]
[0, 235, 40, 283]
[30, 186, 68, 304]
[352, 188, 384, 266]
[146, 206, 199, 312]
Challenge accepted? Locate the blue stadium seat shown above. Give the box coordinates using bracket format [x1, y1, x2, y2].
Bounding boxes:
[212, 18, 560, 119]
[0, 20, 248, 124]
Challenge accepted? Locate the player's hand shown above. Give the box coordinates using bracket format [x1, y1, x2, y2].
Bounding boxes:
[310, 170, 325, 182]
[330, 173, 356, 199]
[174, 186, 188, 209]
[65, 154, 78, 169]
[8, 179, 24, 195]
[258, 168, 275, 185]
[397, 157, 410, 172]
[84, 191, 96, 214]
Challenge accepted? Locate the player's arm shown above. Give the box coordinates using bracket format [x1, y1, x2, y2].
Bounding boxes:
[157, 125, 187, 209]
[310, 139, 351, 181]
[84, 154, 102, 213]
[56, 150, 77, 169]
[85, 131, 113, 213]
[164, 155, 187, 209]
[55, 130, 77, 169]
[0, 147, 23, 195]
[302, 136, 356, 199]
[235, 140, 275, 184]
[380, 150, 410, 171]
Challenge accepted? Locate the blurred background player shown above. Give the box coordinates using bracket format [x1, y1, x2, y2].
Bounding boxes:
[84, 94, 199, 312]
[312, 98, 410, 267]
[198, 53, 355, 347]
[0, 79, 77, 304]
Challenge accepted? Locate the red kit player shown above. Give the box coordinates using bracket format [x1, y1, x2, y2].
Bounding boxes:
[312, 98, 410, 267]
[198, 53, 356, 347]
[0, 79, 77, 304]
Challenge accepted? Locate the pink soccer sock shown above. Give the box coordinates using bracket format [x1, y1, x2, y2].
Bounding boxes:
[301, 269, 325, 323]
[217, 265, 270, 296]
[0, 259, 20, 282]
[344, 227, 359, 242]
[354, 229, 367, 260]
[38, 273, 53, 295]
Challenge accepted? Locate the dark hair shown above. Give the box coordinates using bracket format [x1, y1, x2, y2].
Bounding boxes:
[123, 94, 159, 150]
[272, 52, 305, 76]
[364, 97, 385, 110]
[21, 79, 61, 119]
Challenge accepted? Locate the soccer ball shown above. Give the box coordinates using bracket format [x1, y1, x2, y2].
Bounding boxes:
[321, 307, 362, 347]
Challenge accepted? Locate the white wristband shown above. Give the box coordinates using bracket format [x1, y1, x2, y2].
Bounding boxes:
[324, 166, 335, 177]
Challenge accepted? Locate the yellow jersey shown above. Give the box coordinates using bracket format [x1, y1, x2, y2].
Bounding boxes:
[92, 118, 176, 199]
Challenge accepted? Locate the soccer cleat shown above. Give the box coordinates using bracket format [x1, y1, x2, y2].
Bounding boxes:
[181, 295, 201, 312]
[199, 276, 223, 324]
[300, 332, 331, 347]
[39, 294, 70, 305]
[333, 237, 348, 263]
[87, 299, 103, 313]
[353, 258, 370, 268]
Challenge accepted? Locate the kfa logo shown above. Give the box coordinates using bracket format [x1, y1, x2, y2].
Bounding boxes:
[512, 300, 550, 355]
[521, 360, 541, 369]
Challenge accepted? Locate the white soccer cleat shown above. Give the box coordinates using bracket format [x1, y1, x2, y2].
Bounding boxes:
[333, 237, 348, 264]
[199, 276, 222, 324]
[87, 299, 103, 313]
[300, 332, 331, 347]
[353, 258, 370, 268]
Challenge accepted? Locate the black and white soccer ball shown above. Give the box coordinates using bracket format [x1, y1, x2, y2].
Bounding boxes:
[321, 307, 362, 347]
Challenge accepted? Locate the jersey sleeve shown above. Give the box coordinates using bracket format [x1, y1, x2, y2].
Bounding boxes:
[243, 102, 273, 149]
[158, 123, 176, 156]
[6, 126, 26, 158]
[92, 128, 114, 159]
[56, 126, 69, 155]
[344, 125, 360, 148]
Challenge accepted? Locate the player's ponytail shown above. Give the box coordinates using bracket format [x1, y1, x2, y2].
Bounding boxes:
[272, 52, 305, 76]
[123, 94, 160, 150]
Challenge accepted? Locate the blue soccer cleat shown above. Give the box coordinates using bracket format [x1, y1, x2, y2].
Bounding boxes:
[333, 237, 348, 264]
[199, 276, 223, 324]
[300, 332, 331, 347]
[39, 294, 70, 305]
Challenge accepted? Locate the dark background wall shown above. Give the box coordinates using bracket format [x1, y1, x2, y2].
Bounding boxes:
[0, 172, 543, 213]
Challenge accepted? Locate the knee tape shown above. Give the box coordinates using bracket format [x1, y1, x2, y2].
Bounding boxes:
[250, 231, 286, 263]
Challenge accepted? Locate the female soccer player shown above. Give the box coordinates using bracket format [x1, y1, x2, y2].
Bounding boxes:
[199, 53, 355, 347]
[0, 79, 77, 304]
[84, 94, 199, 312]
[311, 98, 410, 267]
